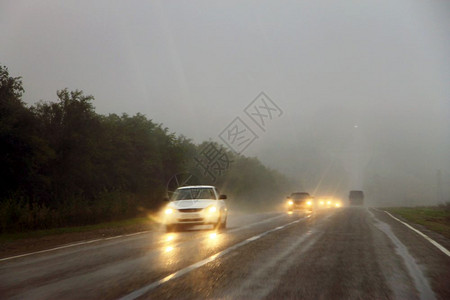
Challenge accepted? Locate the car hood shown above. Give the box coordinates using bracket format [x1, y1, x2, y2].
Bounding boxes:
[169, 199, 218, 209]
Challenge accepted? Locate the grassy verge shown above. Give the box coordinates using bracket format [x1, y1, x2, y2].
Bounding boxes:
[0, 217, 152, 243]
[384, 206, 450, 240]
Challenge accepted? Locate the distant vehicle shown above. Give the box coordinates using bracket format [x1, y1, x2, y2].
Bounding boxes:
[163, 185, 228, 232]
[317, 197, 342, 208]
[349, 190, 364, 206]
[286, 192, 314, 212]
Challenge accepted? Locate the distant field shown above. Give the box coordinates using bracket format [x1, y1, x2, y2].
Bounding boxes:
[385, 206, 450, 240]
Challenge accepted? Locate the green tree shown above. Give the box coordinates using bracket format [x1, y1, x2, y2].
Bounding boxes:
[0, 64, 295, 231]
[33, 89, 101, 203]
[0, 65, 51, 202]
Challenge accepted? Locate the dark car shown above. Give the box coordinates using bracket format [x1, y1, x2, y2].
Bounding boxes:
[349, 190, 364, 206]
[286, 192, 314, 212]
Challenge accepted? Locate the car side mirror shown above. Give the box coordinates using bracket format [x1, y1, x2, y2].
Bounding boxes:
[219, 194, 227, 200]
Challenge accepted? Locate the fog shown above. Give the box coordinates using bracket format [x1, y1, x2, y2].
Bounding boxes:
[1, 0, 449, 206]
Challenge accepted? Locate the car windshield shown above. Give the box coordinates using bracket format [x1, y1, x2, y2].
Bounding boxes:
[172, 188, 216, 200]
[291, 193, 310, 200]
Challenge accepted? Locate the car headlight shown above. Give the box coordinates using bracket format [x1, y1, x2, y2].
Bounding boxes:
[335, 203, 341, 207]
[306, 200, 312, 206]
[205, 205, 217, 214]
[319, 201, 324, 205]
[287, 200, 294, 206]
[327, 200, 332, 205]
[165, 208, 174, 215]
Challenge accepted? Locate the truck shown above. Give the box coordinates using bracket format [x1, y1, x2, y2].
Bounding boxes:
[349, 190, 364, 206]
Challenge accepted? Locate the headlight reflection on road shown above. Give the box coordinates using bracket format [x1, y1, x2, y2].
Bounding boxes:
[203, 231, 222, 249]
[165, 234, 176, 242]
[162, 233, 178, 255]
[161, 233, 180, 265]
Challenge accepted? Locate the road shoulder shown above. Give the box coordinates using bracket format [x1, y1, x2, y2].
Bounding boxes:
[0, 220, 155, 259]
[371, 208, 450, 299]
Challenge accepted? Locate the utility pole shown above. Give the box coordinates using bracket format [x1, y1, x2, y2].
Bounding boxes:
[436, 169, 443, 205]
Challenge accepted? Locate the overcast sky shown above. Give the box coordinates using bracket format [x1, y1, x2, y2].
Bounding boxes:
[1, 0, 449, 205]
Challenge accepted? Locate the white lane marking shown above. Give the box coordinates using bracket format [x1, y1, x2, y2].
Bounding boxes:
[119, 217, 307, 300]
[231, 225, 321, 299]
[246, 236, 260, 242]
[0, 231, 153, 262]
[226, 213, 286, 234]
[383, 210, 450, 257]
[369, 210, 436, 300]
[0, 213, 286, 262]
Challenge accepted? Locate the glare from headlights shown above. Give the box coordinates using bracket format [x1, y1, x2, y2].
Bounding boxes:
[327, 200, 332, 205]
[319, 201, 324, 205]
[306, 201, 312, 206]
[165, 208, 174, 215]
[207, 206, 217, 213]
[287, 200, 294, 205]
[335, 203, 341, 207]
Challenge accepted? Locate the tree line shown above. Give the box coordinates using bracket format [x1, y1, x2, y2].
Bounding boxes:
[0, 65, 294, 232]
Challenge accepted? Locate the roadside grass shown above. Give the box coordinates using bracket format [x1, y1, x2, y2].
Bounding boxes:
[0, 217, 152, 243]
[385, 205, 450, 240]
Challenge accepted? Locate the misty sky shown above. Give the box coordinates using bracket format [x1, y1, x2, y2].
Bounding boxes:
[1, 0, 449, 205]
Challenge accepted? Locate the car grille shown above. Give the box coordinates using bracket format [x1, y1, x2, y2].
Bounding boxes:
[178, 218, 204, 222]
[178, 208, 203, 212]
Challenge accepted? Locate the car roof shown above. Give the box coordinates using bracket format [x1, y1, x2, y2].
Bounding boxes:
[177, 185, 215, 189]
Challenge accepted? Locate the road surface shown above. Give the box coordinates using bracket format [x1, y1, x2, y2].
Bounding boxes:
[1, 208, 449, 299]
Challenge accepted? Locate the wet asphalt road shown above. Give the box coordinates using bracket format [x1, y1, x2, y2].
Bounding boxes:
[1, 208, 449, 300]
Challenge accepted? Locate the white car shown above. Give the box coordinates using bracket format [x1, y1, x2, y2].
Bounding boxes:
[163, 185, 228, 232]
